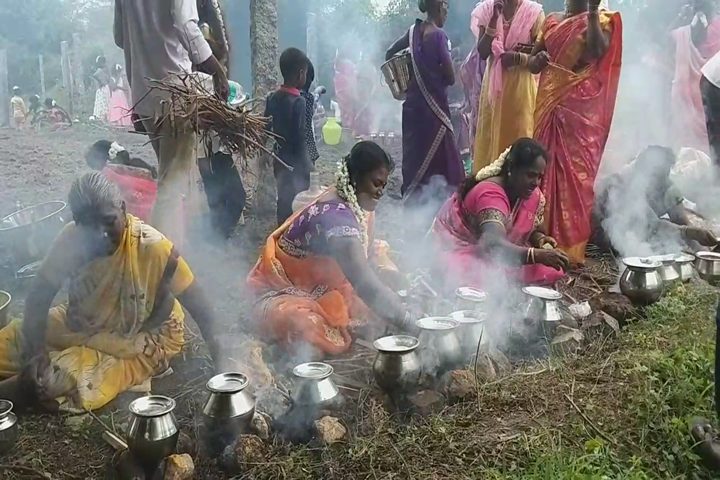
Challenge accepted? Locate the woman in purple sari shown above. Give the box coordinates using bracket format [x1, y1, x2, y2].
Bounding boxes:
[386, 0, 464, 205]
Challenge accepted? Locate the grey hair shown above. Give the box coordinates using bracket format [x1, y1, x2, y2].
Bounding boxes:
[68, 172, 123, 216]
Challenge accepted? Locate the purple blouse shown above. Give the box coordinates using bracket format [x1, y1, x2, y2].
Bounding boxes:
[278, 201, 362, 258]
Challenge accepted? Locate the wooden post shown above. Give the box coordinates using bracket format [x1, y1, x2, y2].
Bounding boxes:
[72, 34, 84, 96]
[39, 55, 46, 97]
[60, 40, 73, 115]
[0, 50, 7, 128]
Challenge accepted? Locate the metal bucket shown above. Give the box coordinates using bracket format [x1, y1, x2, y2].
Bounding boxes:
[0, 291, 10, 329]
[0, 201, 69, 267]
[381, 50, 411, 101]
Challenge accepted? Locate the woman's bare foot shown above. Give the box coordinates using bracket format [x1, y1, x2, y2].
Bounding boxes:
[16, 354, 59, 412]
[690, 417, 720, 471]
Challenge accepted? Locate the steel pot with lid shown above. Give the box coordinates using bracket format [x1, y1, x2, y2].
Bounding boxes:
[454, 287, 488, 313]
[0, 400, 18, 455]
[292, 362, 341, 410]
[202, 372, 256, 454]
[372, 335, 422, 393]
[619, 257, 664, 305]
[673, 253, 696, 283]
[126, 395, 180, 478]
[647, 254, 681, 284]
[416, 317, 463, 371]
[695, 251, 720, 286]
[449, 310, 488, 358]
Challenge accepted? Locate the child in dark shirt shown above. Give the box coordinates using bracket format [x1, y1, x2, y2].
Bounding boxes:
[301, 61, 321, 166]
[264, 47, 311, 225]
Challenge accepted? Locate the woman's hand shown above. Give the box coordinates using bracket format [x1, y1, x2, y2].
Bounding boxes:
[18, 353, 59, 412]
[376, 268, 410, 292]
[533, 234, 558, 249]
[534, 248, 570, 271]
[492, 0, 504, 17]
[500, 52, 518, 68]
[685, 226, 718, 247]
[529, 51, 550, 73]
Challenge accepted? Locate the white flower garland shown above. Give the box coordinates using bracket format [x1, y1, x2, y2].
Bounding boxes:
[336, 158, 369, 248]
[475, 146, 511, 182]
[108, 141, 126, 161]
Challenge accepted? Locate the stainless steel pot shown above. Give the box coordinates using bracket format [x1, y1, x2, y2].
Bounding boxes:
[127, 395, 180, 477]
[416, 317, 463, 370]
[648, 255, 681, 284]
[449, 310, 488, 358]
[0, 292, 10, 329]
[454, 287, 488, 313]
[0, 201, 69, 267]
[0, 400, 18, 455]
[619, 257, 664, 305]
[292, 363, 340, 409]
[521, 287, 563, 322]
[695, 251, 720, 286]
[202, 373, 255, 453]
[673, 253, 696, 283]
[372, 335, 422, 393]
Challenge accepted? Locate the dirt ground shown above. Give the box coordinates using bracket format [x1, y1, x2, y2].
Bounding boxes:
[0, 125, 412, 479]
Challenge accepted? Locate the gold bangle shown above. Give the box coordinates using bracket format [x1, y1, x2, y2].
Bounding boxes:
[520, 53, 530, 68]
[530, 248, 536, 265]
[526, 248, 532, 264]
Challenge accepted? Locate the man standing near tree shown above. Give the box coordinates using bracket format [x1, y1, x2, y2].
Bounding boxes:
[113, 0, 230, 243]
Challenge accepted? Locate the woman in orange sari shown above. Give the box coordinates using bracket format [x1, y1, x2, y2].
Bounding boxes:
[532, 0, 622, 263]
[247, 142, 411, 356]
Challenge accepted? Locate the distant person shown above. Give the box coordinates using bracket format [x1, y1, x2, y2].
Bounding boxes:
[385, 0, 464, 205]
[43, 99, 72, 129]
[471, 0, 546, 173]
[702, 42, 720, 165]
[109, 64, 132, 127]
[301, 61, 321, 166]
[263, 47, 311, 225]
[114, 0, 230, 245]
[532, 0, 622, 264]
[671, 0, 720, 154]
[9, 87, 27, 130]
[591, 145, 717, 256]
[27, 95, 41, 122]
[92, 56, 111, 123]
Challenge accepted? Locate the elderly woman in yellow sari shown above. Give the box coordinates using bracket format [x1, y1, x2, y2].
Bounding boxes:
[247, 141, 412, 357]
[0, 172, 220, 412]
[472, 0, 548, 171]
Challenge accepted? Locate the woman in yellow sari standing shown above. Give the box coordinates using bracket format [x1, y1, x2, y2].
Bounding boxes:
[472, 0, 547, 172]
[0, 172, 221, 412]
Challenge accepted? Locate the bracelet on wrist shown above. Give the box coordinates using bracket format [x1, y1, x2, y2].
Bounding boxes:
[485, 26, 498, 37]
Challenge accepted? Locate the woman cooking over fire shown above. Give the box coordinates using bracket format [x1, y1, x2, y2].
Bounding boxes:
[385, 0, 464, 205]
[429, 138, 569, 290]
[0, 173, 222, 412]
[247, 141, 413, 356]
[532, 0, 622, 264]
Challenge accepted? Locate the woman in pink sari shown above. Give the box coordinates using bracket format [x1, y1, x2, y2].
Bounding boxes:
[109, 65, 133, 127]
[429, 137, 568, 290]
[671, 0, 720, 153]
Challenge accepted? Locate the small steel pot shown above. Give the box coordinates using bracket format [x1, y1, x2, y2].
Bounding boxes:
[619, 257, 664, 305]
[454, 287, 488, 313]
[127, 396, 179, 477]
[416, 317, 463, 370]
[202, 373, 255, 454]
[292, 362, 340, 410]
[521, 287, 563, 322]
[449, 310, 488, 358]
[0, 201, 69, 267]
[372, 335, 422, 393]
[0, 400, 18, 455]
[695, 251, 720, 286]
[673, 253, 696, 283]
[648, 255, 681, 285]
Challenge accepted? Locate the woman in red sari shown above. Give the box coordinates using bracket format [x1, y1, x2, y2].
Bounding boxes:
[429, 138, 569, 291]
[532, 0, 622, 264]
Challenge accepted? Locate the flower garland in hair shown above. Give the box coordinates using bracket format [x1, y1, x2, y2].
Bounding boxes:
[475, 146, 511, 182]
[108, 142, 126, 161]
[336, 156, 369, 248]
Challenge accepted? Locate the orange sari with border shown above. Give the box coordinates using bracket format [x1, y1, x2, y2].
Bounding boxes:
[534, 11, 622, 264]
[246, 189, 396, 356]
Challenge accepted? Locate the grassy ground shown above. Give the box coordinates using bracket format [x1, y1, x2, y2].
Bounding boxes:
[231, 284, 718, 480]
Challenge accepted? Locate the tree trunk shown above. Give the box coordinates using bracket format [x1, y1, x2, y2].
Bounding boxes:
[247, 0, 279, 216]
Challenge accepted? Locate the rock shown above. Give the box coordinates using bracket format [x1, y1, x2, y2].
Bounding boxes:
[486, 347, 512, 378]
[175, 431, 197, 457]
[63, 414, 92, 431]
[251, 412, 271, 440]
[581, 311, 620, 340]
[163, 454, 194, 480]
[442, 370, 476, 402]
[550, 326, 585, 356]
[313, 416, 347, 445]
[589, 292, 637, 325]
[405, 390, 447, 417]
[473, 352, 497, 382]
[234, 434, 268, 467]
[236, 340, 276, 391]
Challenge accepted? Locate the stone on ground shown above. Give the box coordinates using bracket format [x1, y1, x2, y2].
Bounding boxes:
[251, 412, 271, 440]
[314, 416, 347, 445]
[234, 434, 268, 467]
[405, 390, 447, 417]
[550, 326, 585, 355]
[163, 454, 195, 480]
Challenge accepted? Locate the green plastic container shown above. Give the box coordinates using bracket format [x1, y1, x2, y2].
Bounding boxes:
[227, 81, 248, 106]
[322, 117, 342, 146]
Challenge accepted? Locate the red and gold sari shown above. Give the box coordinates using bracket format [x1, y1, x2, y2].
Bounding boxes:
[534, 11, 622, 263]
